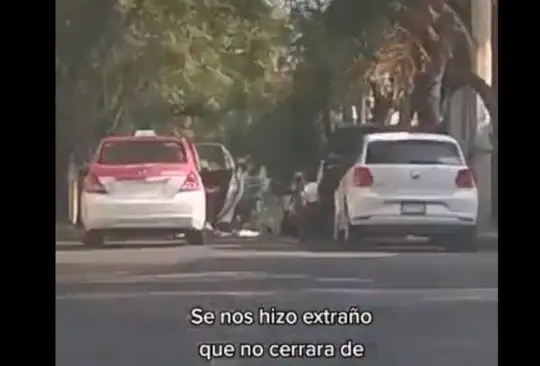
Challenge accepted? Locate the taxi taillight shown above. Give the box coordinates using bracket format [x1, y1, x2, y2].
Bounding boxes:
[84, 173, 107, 194]
[179, 172, 201, 191]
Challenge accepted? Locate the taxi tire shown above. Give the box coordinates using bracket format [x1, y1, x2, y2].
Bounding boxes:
[82, 230, 105, 247]
[186, 229, 207, 245]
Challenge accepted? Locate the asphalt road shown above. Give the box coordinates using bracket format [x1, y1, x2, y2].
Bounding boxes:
[56, 240, 498, 366]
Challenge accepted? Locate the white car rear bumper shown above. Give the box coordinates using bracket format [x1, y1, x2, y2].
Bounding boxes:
[350, 215, 476, 227]
[81, 191, 206, 231]
[348, 190, 477, 225]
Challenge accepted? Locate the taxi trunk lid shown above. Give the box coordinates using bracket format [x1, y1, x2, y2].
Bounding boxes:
[91, 164, 189, 199]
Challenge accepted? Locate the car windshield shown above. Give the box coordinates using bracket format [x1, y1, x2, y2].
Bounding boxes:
[365, 139, 463, 165]
[98, 140, 186, 165]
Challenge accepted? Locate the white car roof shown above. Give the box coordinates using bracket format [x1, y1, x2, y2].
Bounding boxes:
[365, 132, 458, 144]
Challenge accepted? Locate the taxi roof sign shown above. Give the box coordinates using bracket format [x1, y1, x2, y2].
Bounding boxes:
[134, 129, 157, 137]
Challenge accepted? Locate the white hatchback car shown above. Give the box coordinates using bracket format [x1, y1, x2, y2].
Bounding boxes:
[80, 130, 207, 246]
[333, 132, 478, 251]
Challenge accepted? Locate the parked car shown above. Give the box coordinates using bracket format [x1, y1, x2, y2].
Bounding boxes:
[332, 131, 478, 251]
[79, 130, 207, 246]
[294, 123, 455, 244]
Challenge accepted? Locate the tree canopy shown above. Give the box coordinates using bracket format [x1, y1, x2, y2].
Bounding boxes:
[287, 0, 495, 132]
[56, 0, 496, 184]
[56, 0, 290, 155]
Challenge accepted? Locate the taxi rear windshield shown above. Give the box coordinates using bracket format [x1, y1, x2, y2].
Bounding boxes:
[365, 140, 462, 165]
[98, 140, 186, 165]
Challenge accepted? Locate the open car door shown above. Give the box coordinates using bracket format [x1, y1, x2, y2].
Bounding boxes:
[195, 143, 244, 227]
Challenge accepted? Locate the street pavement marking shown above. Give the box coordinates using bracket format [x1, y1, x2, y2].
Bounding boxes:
[306, 287, 498, 302]
[56, 290, 279, 300]
[84, 271, 311, 283]
[56, 287, 497, 301]
[315, 277, 374, 283]
[210, 250, 397, 259]
[58, 271, 375, 285]
[421, 293, 498, 302]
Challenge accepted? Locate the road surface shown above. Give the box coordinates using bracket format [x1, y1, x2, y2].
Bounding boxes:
[56, 240, 498, 366]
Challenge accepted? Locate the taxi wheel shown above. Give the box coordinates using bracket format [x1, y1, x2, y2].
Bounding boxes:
[82, 230, 105, 247]
[186, 229, 207, 245]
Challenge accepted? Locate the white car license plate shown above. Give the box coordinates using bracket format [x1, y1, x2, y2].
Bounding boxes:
[401, 203, 426, 215]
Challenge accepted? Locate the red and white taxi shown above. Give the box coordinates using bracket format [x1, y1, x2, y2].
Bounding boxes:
[80, 130, 206, 246]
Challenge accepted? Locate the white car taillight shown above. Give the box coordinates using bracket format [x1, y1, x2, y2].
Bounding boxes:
[455, 168, 475, 189]
[84, 173, 107, 194]
[352, 166, 374, 187]
[179, 172, 201, 191]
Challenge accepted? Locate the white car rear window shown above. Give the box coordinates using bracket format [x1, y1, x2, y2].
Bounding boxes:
[98, 140, 186, 165]
[365, 140, 463, 165]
